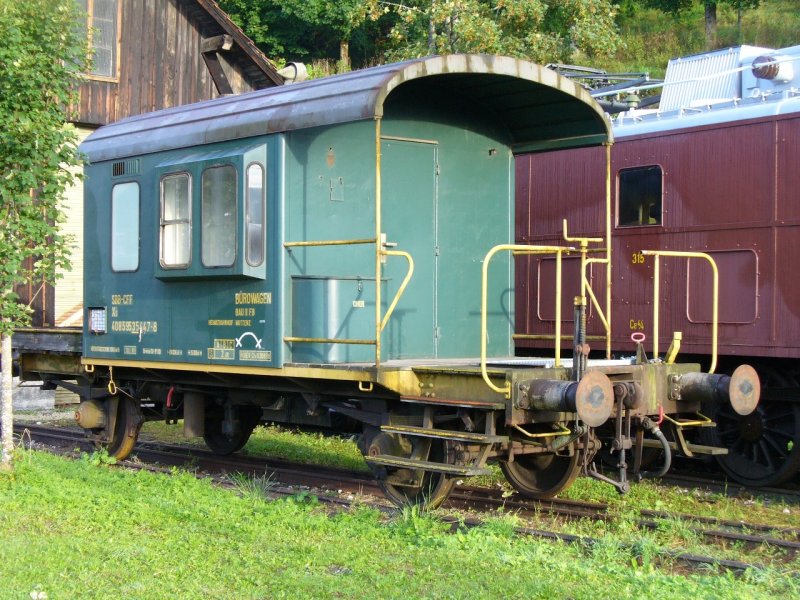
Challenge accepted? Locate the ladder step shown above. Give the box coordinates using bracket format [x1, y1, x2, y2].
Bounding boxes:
[364, 454, 491, 476]
[381, 425, 507, 444]
[641, 439, 728, 456]
[400, 395, 506, 410]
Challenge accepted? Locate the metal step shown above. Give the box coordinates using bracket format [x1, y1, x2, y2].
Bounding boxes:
[641, 439, 728, 456]
[400, 395, 506, 410]
[364, 454, 491, 476]
[381, 425, 507, 444]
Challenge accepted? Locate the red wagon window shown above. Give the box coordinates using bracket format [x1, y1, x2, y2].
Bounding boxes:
[618, 166, 662, 227]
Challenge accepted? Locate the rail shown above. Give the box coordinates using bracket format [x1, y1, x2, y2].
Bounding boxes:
[282, 241, 415, 359]
[481, 244, 572, 398]
[283, 237, 380, 348]
[562, 219, 612, 358]
[641, 250, 718, 374]
[283, 238, 376, 248]
[513, 144, 613, 360]
[380, 250, 414, 333]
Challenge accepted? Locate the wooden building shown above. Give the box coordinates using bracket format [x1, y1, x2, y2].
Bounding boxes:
[20, 0, 282, 328]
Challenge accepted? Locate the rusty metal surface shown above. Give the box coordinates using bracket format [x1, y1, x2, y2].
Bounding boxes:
[81, 55, 609, 163]
[729, 364, 761, 416]
[574, 371, 614, 427]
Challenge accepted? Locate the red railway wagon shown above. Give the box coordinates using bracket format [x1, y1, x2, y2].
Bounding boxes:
[515, 45, 800, 487]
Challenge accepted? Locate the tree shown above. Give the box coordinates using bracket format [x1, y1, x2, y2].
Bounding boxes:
[646, 0, 760, 49]
[278, 0, 369, 69]
[0, 0, 87, 470]
[368, 0, 620, 64]
[219, 0, 370, 69]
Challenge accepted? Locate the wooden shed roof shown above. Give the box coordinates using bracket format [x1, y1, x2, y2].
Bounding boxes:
[192, 0, 283, 88]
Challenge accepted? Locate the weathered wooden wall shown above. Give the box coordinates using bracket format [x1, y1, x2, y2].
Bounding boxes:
[74, 0, 275, 126]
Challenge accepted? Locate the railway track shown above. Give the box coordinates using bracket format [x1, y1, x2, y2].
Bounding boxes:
[16, 425, 800, 572]
[16, 423, 800, 573]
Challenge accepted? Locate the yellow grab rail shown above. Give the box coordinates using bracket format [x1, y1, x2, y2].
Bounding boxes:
[283, 238, 376, 248]
[562, 220, 611, 358]
[583, 257, 610, 335]
[284, 337, 375, 345]
[380, 249, 414, 333]
[642, 250, 718, 374]
[481, 244, 571, 398]
[283, 236, 381, 349]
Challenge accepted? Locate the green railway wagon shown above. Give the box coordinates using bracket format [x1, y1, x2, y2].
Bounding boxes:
[20, 55, 760, 507]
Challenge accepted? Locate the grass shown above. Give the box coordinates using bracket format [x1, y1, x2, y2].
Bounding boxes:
[19, 407, 797, 530]
[16, 408, 800, 568]
[1, 449, 798, 599]
[139, 420, 369, 473]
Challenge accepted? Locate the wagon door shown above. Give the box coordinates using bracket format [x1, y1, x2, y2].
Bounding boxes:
[381, 139, 438, 359]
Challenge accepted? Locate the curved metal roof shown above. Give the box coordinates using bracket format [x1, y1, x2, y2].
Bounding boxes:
[81, 54, 611, 163]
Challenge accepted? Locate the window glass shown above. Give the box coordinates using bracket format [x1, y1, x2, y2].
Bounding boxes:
[78, 0, 118, 78]
[111, 182, 139, 271]
[246, 163, 265, 267]
[160, 173, 191, 267]
[618, 166, 663, 227]
[202, 165, 237, 267]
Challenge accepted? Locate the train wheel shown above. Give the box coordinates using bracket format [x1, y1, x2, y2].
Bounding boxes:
[203, 405, 261, 456]
[365, 430, 457, 509]
[711, 399, 800, 487]
[500, 445, 581, 499]
[96, 396, 143, 460]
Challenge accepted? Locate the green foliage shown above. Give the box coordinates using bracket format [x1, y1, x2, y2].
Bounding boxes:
[79, 449, 118, 467]
[368, 0, 621, 63]
[220, 0, 797, 80]
[219, 0, 620, 69]
[602, 0, 799, 76]
[228, 470, 276, 501]
[1, 451, 799, 598]
[219, 0, 373, 68]
[0, 0, 87, 332]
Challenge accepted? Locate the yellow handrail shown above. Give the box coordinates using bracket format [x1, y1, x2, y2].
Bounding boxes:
[641, 250, 718, 374]
[380, 249, 414, 332]
[584, 258, 610, 336]
[284, 238, 376, 248]
[284, 337, 375, 345]
[562, 221, 611, 356]
[283, 235, 382, 350]
[481, 244, 571, 397]
[374, 118, 383, 366]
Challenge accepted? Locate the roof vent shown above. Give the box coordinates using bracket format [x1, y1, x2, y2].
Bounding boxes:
[112, 159, 141, 177]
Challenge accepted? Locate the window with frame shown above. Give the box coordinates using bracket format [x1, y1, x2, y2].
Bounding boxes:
[246, 163, 265, 267]
[76, 0, 118, 79]
[202, 165, 237, 268]
[618, 165, 663, 227]
[160, 173, 192, 268]
[111, 182, 139, 271]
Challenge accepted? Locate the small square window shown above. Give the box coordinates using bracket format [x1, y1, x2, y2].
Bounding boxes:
[618, 166, 663, 227]
[88, 307, 107, 334]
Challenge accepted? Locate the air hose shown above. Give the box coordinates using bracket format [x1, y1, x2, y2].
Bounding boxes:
[638, 416, 672, 480]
